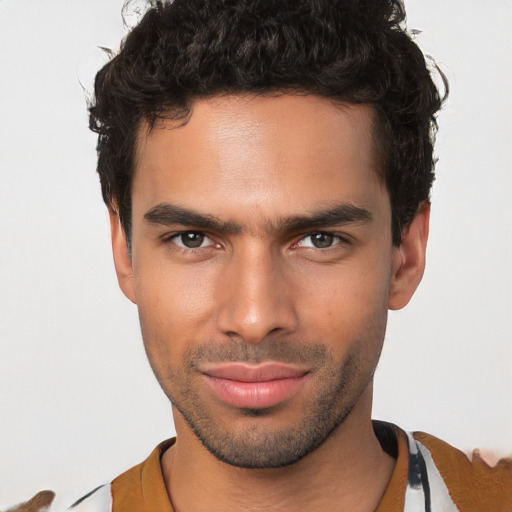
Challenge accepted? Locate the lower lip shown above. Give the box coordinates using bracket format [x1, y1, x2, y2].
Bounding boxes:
[204, 375, 306, 409]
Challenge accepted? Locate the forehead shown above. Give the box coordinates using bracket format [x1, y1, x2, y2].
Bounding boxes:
[132, 94, 388, 225]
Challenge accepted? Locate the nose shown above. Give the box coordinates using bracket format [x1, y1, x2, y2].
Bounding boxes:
[215, 245, 298, 343]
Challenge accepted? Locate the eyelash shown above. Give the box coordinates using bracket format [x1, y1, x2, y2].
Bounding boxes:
[292, 232, 349, 250]
[163, 231, 350, 251]
[164, 231, 217, 250]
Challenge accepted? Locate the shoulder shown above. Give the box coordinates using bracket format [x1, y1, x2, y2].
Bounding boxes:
[413, 431, 512, 512]
[68, 485, 112, 512]
[66, 439, 175, 512]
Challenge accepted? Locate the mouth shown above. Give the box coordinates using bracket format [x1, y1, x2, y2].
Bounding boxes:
[200, 362, 309, 409]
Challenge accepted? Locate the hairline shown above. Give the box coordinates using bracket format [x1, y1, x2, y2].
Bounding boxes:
[119, 91, 394, 249]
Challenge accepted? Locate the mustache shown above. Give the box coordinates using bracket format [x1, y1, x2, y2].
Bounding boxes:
[184, 338, 329, 368]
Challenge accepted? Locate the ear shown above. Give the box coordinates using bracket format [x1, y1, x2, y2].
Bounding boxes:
[388, 201, 430, 310]
[109, 207, 136, 304]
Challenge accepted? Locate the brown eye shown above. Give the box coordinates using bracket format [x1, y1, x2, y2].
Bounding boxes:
[310, 233, 335, 248]
[176, 232, 207, 248]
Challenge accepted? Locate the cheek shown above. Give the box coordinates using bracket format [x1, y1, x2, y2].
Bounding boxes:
[133, 259, 219, 359]
[135, 252, 214, 316]
[297, 260, 391, 349]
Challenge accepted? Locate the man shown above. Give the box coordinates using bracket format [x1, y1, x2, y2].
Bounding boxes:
[7, 0, 511, 511]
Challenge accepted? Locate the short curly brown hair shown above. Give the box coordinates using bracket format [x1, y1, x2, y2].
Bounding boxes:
[89, 0, 447, 246]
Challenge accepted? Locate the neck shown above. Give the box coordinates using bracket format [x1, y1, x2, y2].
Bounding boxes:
[162, 387, 395, 512]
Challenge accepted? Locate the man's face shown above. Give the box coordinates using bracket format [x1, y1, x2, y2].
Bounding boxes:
[122, 95, 402, 468]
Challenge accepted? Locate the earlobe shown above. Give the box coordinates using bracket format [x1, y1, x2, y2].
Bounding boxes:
[388, 202, 430, 311]
[109, 208, 136, 304]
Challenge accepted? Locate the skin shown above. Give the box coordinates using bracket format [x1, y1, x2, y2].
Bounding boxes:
[110, 94, 429, 511]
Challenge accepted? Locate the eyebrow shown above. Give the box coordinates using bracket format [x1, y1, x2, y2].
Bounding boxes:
[276, 203, 372, 233]
[144, 204, 242, 234]
[143, 202, 373, 235]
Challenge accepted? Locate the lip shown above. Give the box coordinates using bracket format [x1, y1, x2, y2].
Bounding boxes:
[201, 362, 309, 409]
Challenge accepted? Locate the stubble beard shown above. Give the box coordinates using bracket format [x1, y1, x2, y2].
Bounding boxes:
[149, 338, 380, 469]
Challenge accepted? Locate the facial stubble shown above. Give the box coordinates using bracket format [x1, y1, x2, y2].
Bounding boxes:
[145, 337, 382, 469]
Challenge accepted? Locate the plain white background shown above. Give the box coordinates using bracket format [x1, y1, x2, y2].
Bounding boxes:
[0, 1, 511, 509]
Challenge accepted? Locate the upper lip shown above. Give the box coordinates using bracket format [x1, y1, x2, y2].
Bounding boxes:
[201, 362, 309, 382]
